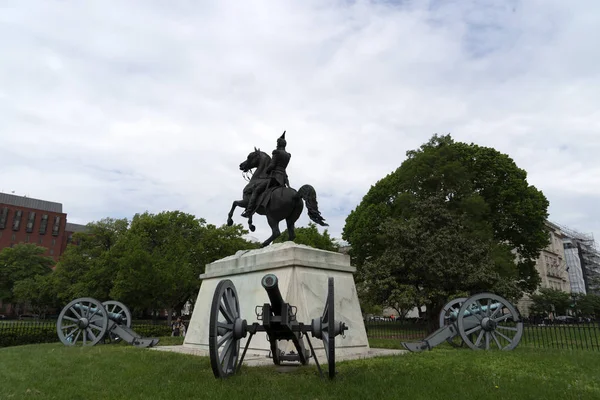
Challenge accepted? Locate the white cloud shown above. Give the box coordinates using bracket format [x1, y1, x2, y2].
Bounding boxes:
[1, 0, 600, 245]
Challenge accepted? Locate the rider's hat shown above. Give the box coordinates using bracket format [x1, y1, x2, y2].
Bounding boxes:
[277, 130, 286, 146]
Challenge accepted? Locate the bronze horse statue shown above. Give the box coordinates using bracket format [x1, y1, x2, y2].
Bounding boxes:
[227, 148, 328, 247]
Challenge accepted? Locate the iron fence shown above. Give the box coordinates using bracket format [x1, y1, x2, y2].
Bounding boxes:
[363, 319, 600, 351]
[2, 318, 600, 351]
[0, 319, 172, 348]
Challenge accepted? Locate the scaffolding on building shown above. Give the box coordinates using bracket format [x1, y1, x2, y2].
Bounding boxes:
[550, 220, 600, 296]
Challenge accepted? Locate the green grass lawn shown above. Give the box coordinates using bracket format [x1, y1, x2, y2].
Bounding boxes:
[1, 339, 599, 400]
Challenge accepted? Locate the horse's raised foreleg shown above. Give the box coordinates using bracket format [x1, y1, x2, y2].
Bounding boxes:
[261, 215, 281, 248]
[227, 199, 247, 226]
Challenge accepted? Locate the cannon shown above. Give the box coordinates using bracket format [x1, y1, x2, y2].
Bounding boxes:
[209, 273, 348, 379]
[401, 293, 524, 352]
[56, 297, 160, 348]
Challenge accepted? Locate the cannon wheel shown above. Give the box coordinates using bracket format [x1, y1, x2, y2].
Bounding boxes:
[209, 279, 247, 378]
[457, 293, 523, 351]
[102, 300, 132, 343]
[57, 297, 108, 346]
[318, 277, 336, 379]
[438, 297, 467, 348]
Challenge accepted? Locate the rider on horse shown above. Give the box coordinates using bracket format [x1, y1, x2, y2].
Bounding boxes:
[241, 131, 291, 219]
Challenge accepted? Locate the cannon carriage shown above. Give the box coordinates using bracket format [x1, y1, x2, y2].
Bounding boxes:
[401, 293, 524, 352]
[209, 273, 348, 379]
[56, 297, 159, 348]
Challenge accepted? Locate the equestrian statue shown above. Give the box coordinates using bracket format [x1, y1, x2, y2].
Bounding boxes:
[226, 131, 328, 248]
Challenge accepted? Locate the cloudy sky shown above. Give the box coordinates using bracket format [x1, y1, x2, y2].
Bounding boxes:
[1, 0, 599, 245]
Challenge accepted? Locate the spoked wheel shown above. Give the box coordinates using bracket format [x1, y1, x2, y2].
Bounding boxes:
[56, 297, 108, 346]
[457, 293, 523, 351]
[209, 280, 247, 378]
[102, 300, 132, 343]
[324, 278, 336, 378]
[439, 297, 467, 348]
[311, 277, 347, 379]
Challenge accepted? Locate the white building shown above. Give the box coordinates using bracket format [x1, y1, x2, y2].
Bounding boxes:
[518, 221, 571, 317]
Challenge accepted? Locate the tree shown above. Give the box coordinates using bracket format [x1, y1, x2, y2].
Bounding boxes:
[529, 288, 572, 317]
[196, 223, 260, 264]
[109, 211, 257, 324]
[52, 218, 129, 303]
[363, 194, 521, 328]
[109, 211, 205, 322]
[383, 284, 419, 320]
[342, 134, 550, 326]
[274, 222, 340, 251]
[0, 244, 55, 315]
[572, 293, 600, 319]
[12, 274, 59, 317]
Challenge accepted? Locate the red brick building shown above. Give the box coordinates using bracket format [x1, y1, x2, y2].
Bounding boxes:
[0, 192, 89, 315]
[0, 192, 86, 262]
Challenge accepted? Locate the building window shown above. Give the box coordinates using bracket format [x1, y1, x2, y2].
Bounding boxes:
[52, 216, 61, 236]
[26, 211, 36, 233]
[38, 237, 43, 245]
[0, 207, 8, 229]
[52, 238, 56, 247]
[11, 233, 16, 241]
[26, 235, 30, 242]
[12, 210, 22, 231]
[39, 214, 48, 234]
[50, 249, 54, 255]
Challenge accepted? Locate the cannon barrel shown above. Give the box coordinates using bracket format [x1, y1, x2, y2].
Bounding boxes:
[449, 302, 501, 319]
[73, 303, 125, 322]
[261, 274, 285, 315]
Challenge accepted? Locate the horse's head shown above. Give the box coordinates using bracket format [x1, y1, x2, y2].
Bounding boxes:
[240, 147, 266, 172]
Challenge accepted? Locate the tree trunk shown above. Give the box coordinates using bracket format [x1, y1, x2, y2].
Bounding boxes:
[166, 307, 173, 326]
[425, 301, 444, 334]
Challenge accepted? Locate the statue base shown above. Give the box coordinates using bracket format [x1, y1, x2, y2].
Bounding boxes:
[183, 241, 370, 360]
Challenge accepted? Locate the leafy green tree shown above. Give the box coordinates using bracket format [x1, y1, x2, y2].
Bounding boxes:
[51, 211, 258, 323]
[572, 293, 600, 319]
[342, 134, 550, 326]
[363, 194, 520, 328]
[274, 222, 340, 251]
[109, 211, 205, 322]
[530, 288, 572, 317]
[0, 244, 54, 315]
[12, 274, 59, 317]
[110, 211, 257, 323]
[197, 223, 260, 263]
[382, 284, 419, 320]
[355, 257, 420, 319]
[52, 218, 129, 303]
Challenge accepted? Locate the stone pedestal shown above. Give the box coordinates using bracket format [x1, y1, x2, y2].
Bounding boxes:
[183, 242, 369, 359]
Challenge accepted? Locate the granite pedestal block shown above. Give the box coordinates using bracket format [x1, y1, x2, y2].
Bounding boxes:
[183, 242, 370, 359]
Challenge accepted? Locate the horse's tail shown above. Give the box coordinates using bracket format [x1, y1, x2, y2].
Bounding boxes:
[295, 185, 328, 226]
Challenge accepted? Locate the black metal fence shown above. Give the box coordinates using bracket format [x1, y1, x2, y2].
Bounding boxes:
[364, 319, 600, 351]
[0, 320, 172, 348]
[2, 318, 600, 351]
